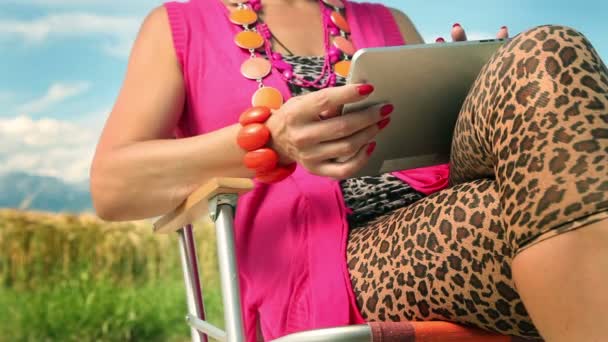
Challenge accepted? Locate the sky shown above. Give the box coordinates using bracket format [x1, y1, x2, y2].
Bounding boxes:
[0, 0, 606, 184]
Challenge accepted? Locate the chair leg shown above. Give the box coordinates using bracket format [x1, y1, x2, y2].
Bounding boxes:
[178, 224, 209, 342]
[211, 194, 246, 342]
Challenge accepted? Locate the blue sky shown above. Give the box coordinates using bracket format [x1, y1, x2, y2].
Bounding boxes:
[0, 0, 606, 183]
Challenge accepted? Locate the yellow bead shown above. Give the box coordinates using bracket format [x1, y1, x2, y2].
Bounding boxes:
[252, 87, 284, 110]
[235, 31, 264, 50]
[334, 60, 351, 78]
[229, 8, 258, 26]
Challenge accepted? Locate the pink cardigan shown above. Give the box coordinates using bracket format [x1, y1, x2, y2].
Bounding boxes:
[164, 1, 449, 340]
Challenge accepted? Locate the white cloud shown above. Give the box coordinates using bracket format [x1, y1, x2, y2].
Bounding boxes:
[4, 0, 158, 7]
[17, 82, 90, 114]
[0, 115, 101, 183]
[0, 13, 141, 58]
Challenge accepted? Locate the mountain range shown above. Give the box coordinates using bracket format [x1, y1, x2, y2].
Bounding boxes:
[0, 171, 93, 213]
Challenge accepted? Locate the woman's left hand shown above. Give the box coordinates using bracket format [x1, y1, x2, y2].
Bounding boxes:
[436, 23, 509, 43]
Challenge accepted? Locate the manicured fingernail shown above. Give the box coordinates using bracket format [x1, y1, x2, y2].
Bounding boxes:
[357, 84, 374, 96]
[380, 104, 394, 117]
[366, 142, 376, 156]
[501, 26, 508, 30]
[377, 117, 390, 130]
[435, 37, 445, 43]
[453, 23, 461, 28]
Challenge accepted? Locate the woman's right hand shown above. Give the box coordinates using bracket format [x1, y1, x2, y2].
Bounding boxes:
[265, 84, 393, 180]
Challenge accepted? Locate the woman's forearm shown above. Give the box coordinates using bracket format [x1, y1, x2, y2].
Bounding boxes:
[90, 123, 253, 221]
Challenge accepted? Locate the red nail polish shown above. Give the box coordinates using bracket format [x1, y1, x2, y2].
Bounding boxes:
[357, 84, 374, 96]
[501, 26, 508, 30]
[435, 37, 445, 43]
[380, 104, 394, 117]
[377, 117, 390, 130]
[366, 142, 376, 156]
[453, 23, 461, 28]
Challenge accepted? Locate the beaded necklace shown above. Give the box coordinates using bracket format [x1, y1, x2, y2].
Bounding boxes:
[229, 0, 353, 109]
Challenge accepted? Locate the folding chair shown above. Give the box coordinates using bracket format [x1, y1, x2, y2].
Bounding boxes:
[153, 177, 543, 342]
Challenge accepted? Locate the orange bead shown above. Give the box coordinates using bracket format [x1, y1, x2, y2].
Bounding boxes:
[239, 106, 272, 125]
[244, 148, 279, 172]
[334, 60, 351, 78]
[330, 11, 350, 33]
[229, 8, 258, 26]
[241, 57, 272, 80]
[255, 163, 297, 183]
[252, 87, 284, 109]
[333, 36, 355, 56]
[237, 123, 270, 151]
[235, 31, 264, 50]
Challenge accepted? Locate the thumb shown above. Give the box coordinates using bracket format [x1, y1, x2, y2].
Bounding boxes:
[451, 23, 467, 41]
[497, 26, 509, 39]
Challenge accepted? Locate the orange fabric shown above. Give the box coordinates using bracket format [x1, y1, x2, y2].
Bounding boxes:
[369, 321, 534, 342]
[410, 322, 511, 342]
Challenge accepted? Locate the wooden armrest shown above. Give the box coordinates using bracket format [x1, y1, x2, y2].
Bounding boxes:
[153, 177, 254, 234]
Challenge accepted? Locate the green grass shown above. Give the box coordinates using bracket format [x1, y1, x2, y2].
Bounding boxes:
[0, 279, 224, 342]
[0, 210, 224, 341]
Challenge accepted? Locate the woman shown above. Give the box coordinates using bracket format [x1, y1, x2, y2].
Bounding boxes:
[90, 0, 608, 341]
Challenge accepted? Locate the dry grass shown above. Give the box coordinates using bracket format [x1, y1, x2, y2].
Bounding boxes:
[0, 209, 219, 289]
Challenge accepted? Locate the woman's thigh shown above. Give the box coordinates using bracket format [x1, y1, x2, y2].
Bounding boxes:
[347, 179, 539, 338]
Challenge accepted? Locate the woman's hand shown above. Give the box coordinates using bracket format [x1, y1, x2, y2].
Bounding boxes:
[265, 84, 393, 179]
[435, 23, 510, 43]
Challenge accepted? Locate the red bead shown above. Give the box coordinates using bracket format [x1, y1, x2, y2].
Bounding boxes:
[329, 73, 337, 86]
[329, 46, 341, 58]
[239, 106, 271, 125]
[243, 148, 279, 172]
[237, 123, 270, 151]
[329, 54, 340, 64]
[255, 163, 297, 183]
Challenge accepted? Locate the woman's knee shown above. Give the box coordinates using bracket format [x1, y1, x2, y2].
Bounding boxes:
[511, 24, 591, 49]
[468, 25, 608, 250]
[503, 24, 605, 75]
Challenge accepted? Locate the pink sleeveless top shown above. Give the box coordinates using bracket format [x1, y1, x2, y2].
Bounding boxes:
[164, 1, 449, 340]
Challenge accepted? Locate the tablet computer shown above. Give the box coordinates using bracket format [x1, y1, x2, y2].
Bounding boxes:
[343, 39, 507, 177]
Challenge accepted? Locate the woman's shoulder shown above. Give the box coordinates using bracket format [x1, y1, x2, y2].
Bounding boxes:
[386, 7, 424, 44]
[346, 1, 423, 44]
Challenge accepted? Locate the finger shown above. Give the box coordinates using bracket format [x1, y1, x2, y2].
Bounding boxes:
[313, 141, 377, 180]
[292, 83, 375, 123]
[298, 121, 379, 163]
[301, 103, 392, 145]
[451, 23, 467, 41]
[497, 25, 509, 39]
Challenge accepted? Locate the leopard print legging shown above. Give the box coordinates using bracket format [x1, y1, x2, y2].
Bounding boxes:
[347, 25, 608, 339]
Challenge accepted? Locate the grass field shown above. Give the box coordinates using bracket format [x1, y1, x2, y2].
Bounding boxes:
[0, 209, 223, 341]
